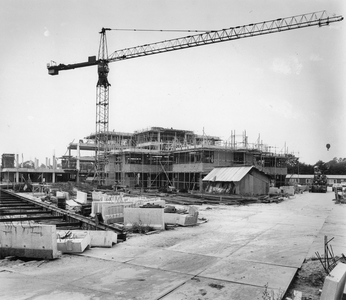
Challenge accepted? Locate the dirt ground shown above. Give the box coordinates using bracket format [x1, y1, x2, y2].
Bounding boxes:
[284, 256, 346, 300]
[284, 258, 326, 300]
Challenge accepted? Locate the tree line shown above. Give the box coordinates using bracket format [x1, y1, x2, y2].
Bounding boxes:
[288, 157, 346, 175]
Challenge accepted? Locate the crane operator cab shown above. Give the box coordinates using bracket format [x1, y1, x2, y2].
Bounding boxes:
[97, 61, 110, 88]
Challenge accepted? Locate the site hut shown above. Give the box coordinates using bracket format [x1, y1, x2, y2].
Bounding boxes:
[202, 166, 270, 195]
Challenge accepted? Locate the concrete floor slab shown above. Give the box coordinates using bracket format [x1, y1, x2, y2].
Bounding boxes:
[69, 261, 191, 300]
[0, 271, 59, 300]
[165, 231, 256, 258]
[80, 244, 153, 263]
[128, 248, 220, 275]
[320, 224, 346, 236]
[306, 242, 346, 259]
[10, 255, 114, 283]
[0, 272, 107, 300]
[161, 277, 277, 300]
[199, 258, 296, 291]
[230, 240, 312, 268]
[1, 191, 343, 299]
[167, 238, 246, 258]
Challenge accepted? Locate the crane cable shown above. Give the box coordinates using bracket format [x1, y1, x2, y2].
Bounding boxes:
[109, 28, 210, 33]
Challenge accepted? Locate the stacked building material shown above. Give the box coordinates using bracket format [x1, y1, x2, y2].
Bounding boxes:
[90, 194, 165, 224]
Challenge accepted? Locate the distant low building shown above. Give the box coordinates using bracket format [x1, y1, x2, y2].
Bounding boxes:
[286, 174, 346, 186]
[0, 153, 69, 184]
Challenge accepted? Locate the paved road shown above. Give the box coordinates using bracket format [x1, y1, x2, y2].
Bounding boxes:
[1, 190, 345, 299]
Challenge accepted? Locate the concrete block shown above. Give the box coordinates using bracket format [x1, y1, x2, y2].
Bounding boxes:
[57, 230, 117, 248]
[124, 208, 165, 230]
[0, 224, 60, 259]
[57, 231, 91, 253]
[91, 202, 133, 223]
[57, 191, 65, 198]
[280, 186, 295, 196]
[164, 213, 198, 226]
[92, 191, 103, 201]
[321, 262, 346, 300]
[76, 191, 87, 204]
[269, 187, 280, 195]
[164, 206, 199, 226]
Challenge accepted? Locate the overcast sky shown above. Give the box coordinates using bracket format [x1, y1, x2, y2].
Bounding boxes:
[0, 0, 345, 166]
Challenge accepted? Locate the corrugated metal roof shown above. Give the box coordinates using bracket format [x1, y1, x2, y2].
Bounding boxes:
[203, 166, 254, 182]
[286, 175, 313, 179]
[286, 174, 346, 179]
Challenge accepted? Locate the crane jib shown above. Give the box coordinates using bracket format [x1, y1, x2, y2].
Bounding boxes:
[47, 11, 343, 75]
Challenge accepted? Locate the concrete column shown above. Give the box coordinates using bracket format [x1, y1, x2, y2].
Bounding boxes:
[76, 141, 81, 184]
[16, 154, 19, 183]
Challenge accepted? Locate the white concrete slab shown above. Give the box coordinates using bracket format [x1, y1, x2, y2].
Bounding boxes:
[70, 261, 191, 300]
[230, 238, 313, 268]
[128, 248, 220, 275]
[80, 244, 153, 263]
[161, 277, 281, 300]
[199, 258, 297, 291]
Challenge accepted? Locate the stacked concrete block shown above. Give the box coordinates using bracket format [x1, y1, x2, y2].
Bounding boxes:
[56, 231, 91, 253]
[90, 195, 164, 224]
[91, 201, 133, 224]
[124, 207, 165, 230]
[57, 230, 117, 248]
[320, 262, 346, 300]
[0, 224, 60, 259]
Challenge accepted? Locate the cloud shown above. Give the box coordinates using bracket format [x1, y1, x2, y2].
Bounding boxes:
[27, 115, 34, 121]
[44, 27, 50, 37]
[271, 56, 302, 75]
[265, 99, 300, 119]
[309, 53, 322, 61]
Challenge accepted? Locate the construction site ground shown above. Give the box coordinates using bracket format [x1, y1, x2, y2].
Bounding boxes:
[1, 189, 346, 300]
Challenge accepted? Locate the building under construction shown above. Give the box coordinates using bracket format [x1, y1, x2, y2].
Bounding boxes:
[66, 127, 292, 190]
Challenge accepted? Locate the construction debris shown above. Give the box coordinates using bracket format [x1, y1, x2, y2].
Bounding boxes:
[56, 231, 91, 253]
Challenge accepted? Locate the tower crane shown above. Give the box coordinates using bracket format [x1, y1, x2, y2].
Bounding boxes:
[47, 11, 343, 184]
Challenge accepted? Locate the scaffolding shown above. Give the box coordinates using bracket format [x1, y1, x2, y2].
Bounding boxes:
[90, 127, 294, 189]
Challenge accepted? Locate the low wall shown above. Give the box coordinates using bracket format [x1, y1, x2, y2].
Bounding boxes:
[124, 208, 165, 230]
[0, 224, 60, 259]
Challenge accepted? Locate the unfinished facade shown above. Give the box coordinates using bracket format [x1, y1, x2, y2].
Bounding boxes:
[66, 127, 291, 191]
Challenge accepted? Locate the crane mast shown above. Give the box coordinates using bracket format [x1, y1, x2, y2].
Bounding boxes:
[47, 10, 343, 185]
[95, 28, 111, 183]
